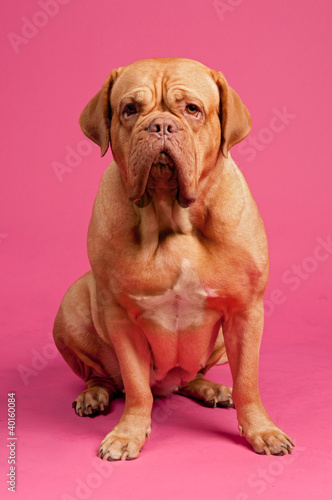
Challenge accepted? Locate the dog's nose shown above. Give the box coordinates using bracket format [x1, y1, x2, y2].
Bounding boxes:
[147, 117, 179, 136]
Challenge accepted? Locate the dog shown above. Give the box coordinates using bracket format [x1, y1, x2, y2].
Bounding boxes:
[53, 57, 294, 461]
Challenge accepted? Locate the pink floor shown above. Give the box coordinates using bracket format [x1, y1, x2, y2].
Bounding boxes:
[1, 1, 332, 499]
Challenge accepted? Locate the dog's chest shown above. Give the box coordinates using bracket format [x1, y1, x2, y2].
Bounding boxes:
[129, 258, 216, 331]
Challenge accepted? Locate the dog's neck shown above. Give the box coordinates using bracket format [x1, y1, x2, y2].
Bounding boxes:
[138, 189, 193, 244]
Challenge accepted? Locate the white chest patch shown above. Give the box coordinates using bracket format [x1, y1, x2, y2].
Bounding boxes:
[130, 259, 213, 331]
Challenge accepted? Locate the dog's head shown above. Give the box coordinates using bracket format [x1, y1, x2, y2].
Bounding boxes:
[79, 58, 251, 207]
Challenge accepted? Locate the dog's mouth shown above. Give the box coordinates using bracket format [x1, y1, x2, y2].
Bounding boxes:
[133, 151, 195, 209]
[128, 137, 198, 209]
[148, 152, 176, 184]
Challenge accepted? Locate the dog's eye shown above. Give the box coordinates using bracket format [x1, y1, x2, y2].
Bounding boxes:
[123, 103, 138, 116]
[186, 104, 199, 115]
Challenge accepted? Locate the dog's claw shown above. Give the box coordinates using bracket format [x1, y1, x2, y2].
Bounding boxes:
[207, 397, 217, 408]
[72, 386, 110, 416]
[218, 399, 234, 408]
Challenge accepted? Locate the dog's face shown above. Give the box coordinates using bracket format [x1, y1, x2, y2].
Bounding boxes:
[80, 58, 251, 207]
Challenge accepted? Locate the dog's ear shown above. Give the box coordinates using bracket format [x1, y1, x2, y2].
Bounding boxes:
[79, 69, 120, 157]
[213, 71, 251, 158]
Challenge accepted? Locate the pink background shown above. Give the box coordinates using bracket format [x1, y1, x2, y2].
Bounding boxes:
[1, 0, 331, 498]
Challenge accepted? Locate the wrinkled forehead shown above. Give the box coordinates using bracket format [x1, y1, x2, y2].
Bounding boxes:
[111, 59, 220, 107]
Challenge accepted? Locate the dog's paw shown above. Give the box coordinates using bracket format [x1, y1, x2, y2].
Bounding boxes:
[97, 433, 141, 461]
[180, 378, 234, 408]
[97, 421, 150, 461]
[72, 386, 110, 416]
[202, 382, 234, 408]
[244, 427, 294, 456]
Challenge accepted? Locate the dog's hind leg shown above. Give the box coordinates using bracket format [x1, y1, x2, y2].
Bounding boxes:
[53, 272, 122, 416]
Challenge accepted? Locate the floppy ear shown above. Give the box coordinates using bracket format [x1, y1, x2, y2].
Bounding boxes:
[213, 71, 251, 158]
[79, 69, 120, 157]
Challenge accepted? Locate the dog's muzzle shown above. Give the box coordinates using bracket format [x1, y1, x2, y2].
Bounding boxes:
[128, 115, 197, 209]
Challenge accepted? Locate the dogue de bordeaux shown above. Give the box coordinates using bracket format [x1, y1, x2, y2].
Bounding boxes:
[53, 58, 294, 461]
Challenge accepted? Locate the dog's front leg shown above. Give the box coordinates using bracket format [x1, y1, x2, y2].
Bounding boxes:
[98, 318, 153, 461]
[224, 301, 294, 455]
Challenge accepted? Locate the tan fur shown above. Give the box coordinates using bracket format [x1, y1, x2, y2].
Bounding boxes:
[53, 58, 294, 460]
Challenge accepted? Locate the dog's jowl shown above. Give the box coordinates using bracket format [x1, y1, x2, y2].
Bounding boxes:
[53, 58, 294, 461]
